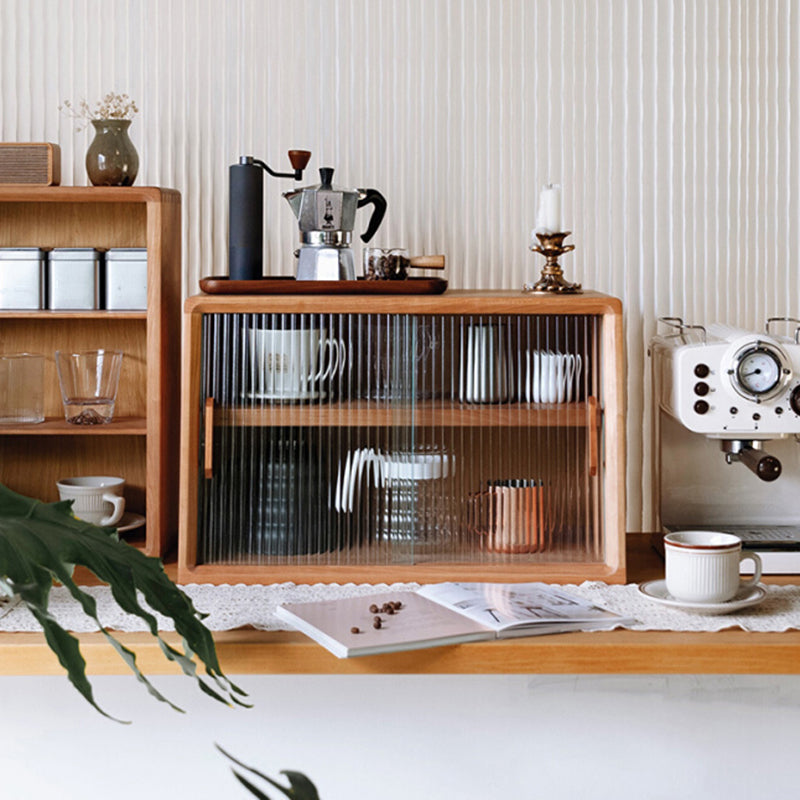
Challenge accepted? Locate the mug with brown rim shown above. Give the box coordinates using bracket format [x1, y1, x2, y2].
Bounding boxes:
[664, 531, 762, 604]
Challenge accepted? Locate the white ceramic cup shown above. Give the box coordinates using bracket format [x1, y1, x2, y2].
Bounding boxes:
[459, 323, 509, 403]
[56, 476, 126, 527]
[664, 531, 762, 603]
[247, 328, 343, 399]
[525, 351, 582, 403]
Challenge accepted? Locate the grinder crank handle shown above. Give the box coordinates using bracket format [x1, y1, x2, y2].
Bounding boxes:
[357, 189, 388, 243]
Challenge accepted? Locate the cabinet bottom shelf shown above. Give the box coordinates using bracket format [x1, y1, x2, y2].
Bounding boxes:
[178, 558, 623, 586]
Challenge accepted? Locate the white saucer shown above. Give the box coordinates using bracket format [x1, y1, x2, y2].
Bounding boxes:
[637, 579, 767, 615]
[116, 512, 146, 533]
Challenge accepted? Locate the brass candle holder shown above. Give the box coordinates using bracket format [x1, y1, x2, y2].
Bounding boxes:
[524, 231, 582, 294]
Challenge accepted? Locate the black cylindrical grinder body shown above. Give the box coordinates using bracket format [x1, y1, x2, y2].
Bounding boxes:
[228, 161, 264, 281]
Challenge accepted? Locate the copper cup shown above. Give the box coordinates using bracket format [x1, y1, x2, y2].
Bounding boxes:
[470, 479, 544, 554]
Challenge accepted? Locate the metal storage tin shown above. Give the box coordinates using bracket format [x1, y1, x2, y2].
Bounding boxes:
[0, 248, 46, 309]
[104, 248, 148, 310]
[48, 248, 101, 310]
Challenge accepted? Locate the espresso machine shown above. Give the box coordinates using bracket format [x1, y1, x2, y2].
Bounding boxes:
[650, 316, 800, 571]
[284, 167, 387, 280]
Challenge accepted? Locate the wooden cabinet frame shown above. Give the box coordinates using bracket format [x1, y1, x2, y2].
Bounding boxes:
[179, 290, 625, 583]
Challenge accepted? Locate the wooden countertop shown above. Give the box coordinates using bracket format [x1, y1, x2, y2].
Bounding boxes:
[2, 535, 799, 676]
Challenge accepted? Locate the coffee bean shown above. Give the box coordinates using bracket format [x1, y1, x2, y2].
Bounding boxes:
[369, 604, 379, 614]
[373, 618, 382, 629]
[350, 627, 360, 634]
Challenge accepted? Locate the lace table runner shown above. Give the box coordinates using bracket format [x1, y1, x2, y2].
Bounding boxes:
[2, 581, 800, 634]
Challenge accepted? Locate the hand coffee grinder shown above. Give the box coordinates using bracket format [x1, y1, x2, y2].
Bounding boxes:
[283, 167, 387, 280]
[228, 150, 312, 281]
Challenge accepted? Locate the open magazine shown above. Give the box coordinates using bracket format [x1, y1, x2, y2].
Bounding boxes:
[275, 582, 634, 658]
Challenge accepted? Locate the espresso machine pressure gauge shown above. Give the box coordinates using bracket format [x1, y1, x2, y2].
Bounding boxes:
[729, 341, 791, 402]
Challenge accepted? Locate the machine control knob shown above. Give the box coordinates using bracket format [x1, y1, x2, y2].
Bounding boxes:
[791, 385, 800, 416]
[693, 400, 710, 415]
[694, 363, 710, 378]
[694, 382, 710, 396]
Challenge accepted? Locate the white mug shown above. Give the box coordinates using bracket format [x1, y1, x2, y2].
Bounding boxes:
[459, 323, 509, 403]
[57, 476, 126, 527]
[525, 351, 582, 403]
[247, 327, 343, 400]
[664, 531, 762, 603]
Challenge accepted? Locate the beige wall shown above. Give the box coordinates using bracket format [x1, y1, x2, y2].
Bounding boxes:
[2, 0, 798, 529]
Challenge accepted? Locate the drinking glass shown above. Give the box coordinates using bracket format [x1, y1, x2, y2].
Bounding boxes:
[0, 352, 44, 424]
[55, 349, 123, 425]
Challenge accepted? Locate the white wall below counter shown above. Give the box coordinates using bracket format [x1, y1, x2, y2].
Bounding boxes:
[2, 673, 798, 798]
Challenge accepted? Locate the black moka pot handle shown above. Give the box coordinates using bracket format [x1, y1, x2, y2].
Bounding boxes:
[358, 189, 387, 243]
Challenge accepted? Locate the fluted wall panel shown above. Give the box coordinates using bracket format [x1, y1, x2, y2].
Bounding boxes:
[2, 0, 798, 530]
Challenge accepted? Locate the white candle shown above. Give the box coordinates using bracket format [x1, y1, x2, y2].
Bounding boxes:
[535, 184, 562, 234]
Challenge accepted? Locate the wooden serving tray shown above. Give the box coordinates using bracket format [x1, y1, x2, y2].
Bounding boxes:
[199, 276, 448, 295]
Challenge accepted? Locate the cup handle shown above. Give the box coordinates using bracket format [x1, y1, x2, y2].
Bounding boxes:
[101, 493, 126, 527]
[738, 551, 763, 589]
[312, 338, 340, 384]
[466, 490, 494, 536]
[555, 356, 566, 403]
[564, 354, 576, 402]
[336, 337, 347, 375]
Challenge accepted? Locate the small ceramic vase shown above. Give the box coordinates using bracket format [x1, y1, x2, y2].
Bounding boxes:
[85, 119, 139, 186]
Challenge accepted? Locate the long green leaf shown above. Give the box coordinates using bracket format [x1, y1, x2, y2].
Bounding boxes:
[0, 483, 248, 718]
[216, 745, 321, 800]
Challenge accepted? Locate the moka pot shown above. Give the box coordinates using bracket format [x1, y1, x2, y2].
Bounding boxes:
[284, 167, 387, 280]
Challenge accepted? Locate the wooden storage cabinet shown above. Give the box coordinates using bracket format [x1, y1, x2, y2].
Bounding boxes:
[0, 188, 181, 556]
[179, 291, 625, 583]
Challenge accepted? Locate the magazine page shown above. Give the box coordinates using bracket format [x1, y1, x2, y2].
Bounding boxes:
[276, 591, 494, 658]
[417, 582, 630, 632]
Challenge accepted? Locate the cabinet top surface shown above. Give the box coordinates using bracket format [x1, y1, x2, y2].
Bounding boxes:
[185, 289, 622, 315]
[0, 186, 180, 203]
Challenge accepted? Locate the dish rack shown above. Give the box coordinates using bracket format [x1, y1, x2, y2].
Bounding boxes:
[178, 290, 625, 584]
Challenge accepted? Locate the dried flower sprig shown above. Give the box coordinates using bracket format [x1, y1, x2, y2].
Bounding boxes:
[60, 92, 139, 130]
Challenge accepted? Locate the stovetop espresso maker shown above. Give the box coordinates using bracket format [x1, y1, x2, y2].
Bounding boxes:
[284, 167, 387, 280]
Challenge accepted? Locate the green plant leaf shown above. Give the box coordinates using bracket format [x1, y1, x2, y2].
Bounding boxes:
[216, 745, 321, 800]
[0, 483, 248, 719]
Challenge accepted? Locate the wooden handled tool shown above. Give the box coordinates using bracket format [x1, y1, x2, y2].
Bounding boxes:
[365, 252, 446, 280]
[407, 255, 446, 270]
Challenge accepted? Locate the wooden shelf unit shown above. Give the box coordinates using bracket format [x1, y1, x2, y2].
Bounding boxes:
[179, 290, 625, 584]
[0, 187, 182, 556]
